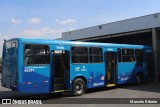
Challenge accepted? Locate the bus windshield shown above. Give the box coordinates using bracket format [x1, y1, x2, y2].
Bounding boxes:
[3, 40, 17, 57]
[2, 40, 18, 84]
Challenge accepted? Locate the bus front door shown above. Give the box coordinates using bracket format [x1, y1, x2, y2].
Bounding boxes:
[52, 50, 70, 92]
[105, 52, 117, 87]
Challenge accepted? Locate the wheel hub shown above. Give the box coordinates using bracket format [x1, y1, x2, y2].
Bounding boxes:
[76, 82, 83, 92]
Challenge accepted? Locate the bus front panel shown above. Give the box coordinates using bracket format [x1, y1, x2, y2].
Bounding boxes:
[1, 40, 18, 90]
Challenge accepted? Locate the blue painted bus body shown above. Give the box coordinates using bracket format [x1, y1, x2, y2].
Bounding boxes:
[1, 38, 152, 93]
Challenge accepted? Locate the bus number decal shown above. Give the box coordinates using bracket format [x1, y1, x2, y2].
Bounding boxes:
[24, 66, 46, 73]
[24, 68, 34, 72]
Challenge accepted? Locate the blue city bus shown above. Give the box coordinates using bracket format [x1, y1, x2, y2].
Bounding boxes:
[1, 38, 153, 95]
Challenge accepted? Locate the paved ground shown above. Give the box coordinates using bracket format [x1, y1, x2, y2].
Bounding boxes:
[0, 77, 160, 107]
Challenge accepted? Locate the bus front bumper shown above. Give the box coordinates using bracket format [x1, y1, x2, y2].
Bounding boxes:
[1, 82, 18, 90]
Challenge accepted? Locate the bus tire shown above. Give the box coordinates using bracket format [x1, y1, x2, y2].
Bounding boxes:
[136, 72, 144, 84]
[72, 78, 86, 96]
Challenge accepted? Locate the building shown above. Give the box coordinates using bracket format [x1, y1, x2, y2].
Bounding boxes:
[62, 13, 160, 81]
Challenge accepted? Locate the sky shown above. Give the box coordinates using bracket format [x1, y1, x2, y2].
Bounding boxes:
[0, 0, 160, 57]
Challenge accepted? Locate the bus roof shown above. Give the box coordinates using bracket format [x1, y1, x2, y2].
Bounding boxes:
[7, 38, 151, 49]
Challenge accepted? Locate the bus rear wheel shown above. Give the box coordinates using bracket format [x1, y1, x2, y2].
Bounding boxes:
[72, 78, 86, 96]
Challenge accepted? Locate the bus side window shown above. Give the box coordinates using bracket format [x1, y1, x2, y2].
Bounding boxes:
[135, 49, 144, 62]
[71, 46, 88, 63]
[89, 47, 103, 63]
[117, 48, 121, 62]
[129, 49, 134, 62]
[122, 49, 134, 62]
[24, 45, 50, 65]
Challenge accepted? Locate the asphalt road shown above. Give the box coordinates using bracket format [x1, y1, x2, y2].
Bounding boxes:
[0, 78, 160, 107]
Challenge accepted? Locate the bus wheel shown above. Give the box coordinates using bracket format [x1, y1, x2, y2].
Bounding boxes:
[136, 73, 143, 84]
[72, 78, 86, 96]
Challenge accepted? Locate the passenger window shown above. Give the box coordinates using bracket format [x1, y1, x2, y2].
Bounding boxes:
[122, 49, 134, 62]
[71, 47, 88, 63]
[117, 48, 121, 62]
[24, 45, 50, 65]
[89, 47, 103, 63]
[135, 49, 144, 62]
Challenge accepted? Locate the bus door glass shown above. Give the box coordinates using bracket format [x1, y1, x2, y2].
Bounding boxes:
[52, 49, 70, 92]
[105, 52, 117, 84]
